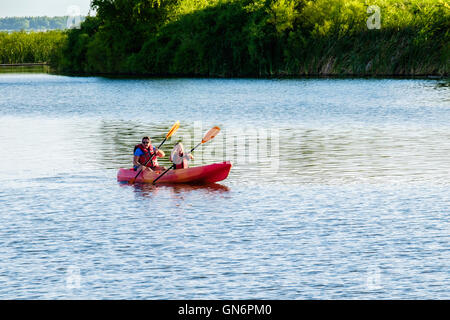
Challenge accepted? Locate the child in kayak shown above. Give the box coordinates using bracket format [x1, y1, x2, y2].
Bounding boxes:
[170, 142, 194, 169]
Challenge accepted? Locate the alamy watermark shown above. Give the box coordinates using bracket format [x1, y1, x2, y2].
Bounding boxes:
[66, 5, 82, 29]
[366, 266, 382, 290]
[367, 5, 381, 30]
[174, 121, 280, 174]
[66, 265, 81, 289]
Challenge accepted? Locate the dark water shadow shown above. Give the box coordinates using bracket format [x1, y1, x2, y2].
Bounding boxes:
[0, 65, 50, 74]
[119, 181, 230, 198]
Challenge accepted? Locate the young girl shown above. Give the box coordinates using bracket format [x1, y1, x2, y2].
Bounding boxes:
[170, 142, 194, 169]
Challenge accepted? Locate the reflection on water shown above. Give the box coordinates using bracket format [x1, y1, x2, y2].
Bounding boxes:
[127, 182, 230, 199]
[0, 65, 50, 74]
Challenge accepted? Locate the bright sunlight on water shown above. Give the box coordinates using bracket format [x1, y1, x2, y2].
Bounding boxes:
[0, 70, 449, 299]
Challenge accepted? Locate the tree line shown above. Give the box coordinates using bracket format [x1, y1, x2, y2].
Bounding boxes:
[0, 16, 85, 31]
[2, 1, 449, 76]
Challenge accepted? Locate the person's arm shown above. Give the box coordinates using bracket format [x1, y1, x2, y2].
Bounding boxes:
[156, 148, 165, 157]
[133, 155, 140, 167]
[133, 149, 142, 167]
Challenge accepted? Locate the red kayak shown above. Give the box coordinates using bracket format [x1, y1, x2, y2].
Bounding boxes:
[117, 161, 232, 184]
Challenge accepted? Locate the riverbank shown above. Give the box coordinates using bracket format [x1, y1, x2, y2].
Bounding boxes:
[0, 63, 48, 66]
[3, 63, 448, 80]
[51, 70, 450, 79]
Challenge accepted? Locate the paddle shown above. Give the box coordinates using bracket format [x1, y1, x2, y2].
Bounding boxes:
[152, 126, 221, 185]
[129, 121, 180, 184]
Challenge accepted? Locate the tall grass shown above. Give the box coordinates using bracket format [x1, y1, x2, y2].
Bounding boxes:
[0, 31, 67, 65]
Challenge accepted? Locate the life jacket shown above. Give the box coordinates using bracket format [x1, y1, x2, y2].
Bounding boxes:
[175, 156, 189, 169]
[134, 144, 158, 168]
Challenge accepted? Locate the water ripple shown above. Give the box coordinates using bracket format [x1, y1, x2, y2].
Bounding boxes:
[0, 74, 449, 299]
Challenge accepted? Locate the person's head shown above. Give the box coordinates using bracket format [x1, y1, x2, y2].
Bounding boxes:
[173, 142, 184, 155]
[142, 136, 151, 147]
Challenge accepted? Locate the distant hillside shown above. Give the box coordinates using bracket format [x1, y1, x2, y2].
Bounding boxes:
[0, 16, 85, 31]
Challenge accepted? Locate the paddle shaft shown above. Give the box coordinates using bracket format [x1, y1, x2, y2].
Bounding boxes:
[152, 125, 220, 185]
[152, 142, 202, 185]
[190, 142, 202, 153]
[145, 138, 166, 166]
[152, 164, 175, 185]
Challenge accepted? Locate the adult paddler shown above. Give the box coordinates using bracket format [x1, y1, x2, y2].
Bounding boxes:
[133, 136, 166, 172]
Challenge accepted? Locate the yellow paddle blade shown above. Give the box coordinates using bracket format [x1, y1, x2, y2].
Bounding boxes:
[202, 126, 220, 143]
[166, 120, 180, 139]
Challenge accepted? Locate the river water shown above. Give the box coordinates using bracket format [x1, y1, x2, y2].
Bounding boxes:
[0, 69, 449, 299]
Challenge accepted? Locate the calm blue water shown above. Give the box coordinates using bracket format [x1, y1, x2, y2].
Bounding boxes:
[0, 71, 449, 299]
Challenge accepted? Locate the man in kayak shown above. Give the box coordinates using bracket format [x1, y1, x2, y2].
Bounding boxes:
[133, 136, 165, 172]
